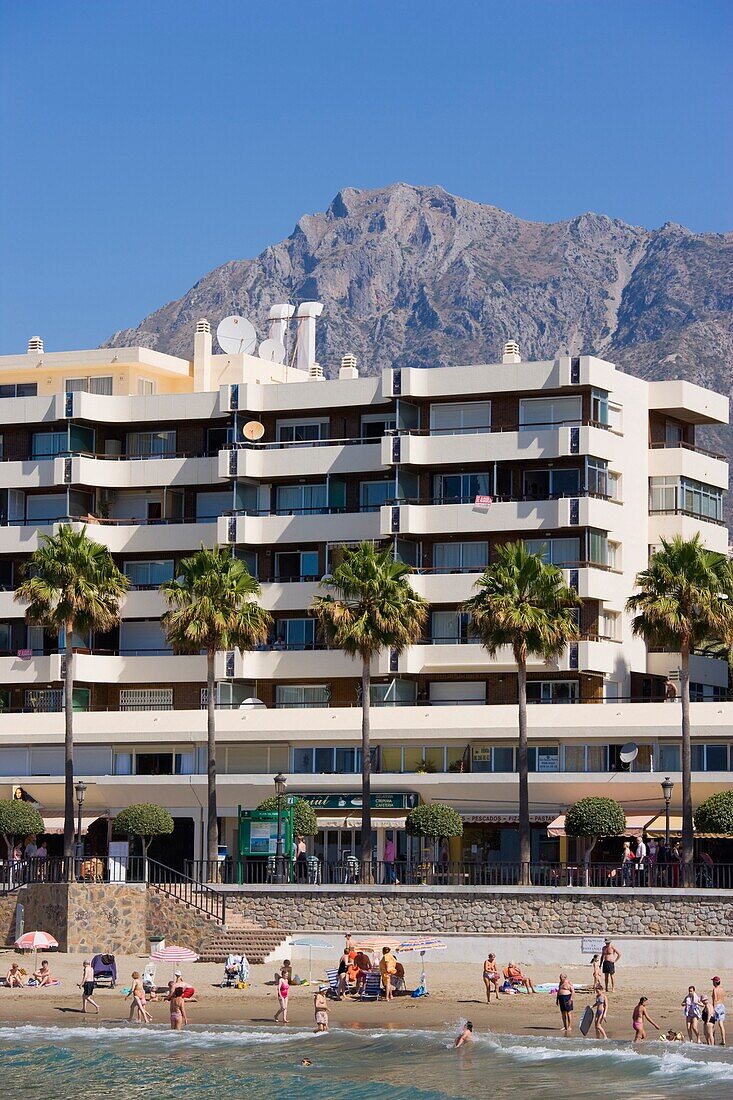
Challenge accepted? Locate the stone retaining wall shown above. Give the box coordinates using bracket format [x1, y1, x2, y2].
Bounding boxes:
[21, 883, 148, 953]
[223, 886, 733, 937]
[147, 890, 220, 952]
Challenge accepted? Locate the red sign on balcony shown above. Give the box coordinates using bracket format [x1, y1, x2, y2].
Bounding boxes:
[16, 650, 32, 660]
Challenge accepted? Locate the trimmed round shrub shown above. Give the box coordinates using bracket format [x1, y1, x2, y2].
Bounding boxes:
[0, 799, 45, 851]
[113, 803, 174, 844]
[564, 796, 626, 838]
[694, 790, 733, 835]
[257, 796, 318, 837]
[405, 803, 463, 839]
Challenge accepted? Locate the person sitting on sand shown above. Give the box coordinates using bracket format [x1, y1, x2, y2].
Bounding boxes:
[632, 996, 659, 1043]
[505, 961, 536, 993]
[455, 1021, 474, 1047]
[5, 962, 24, 988]
[32, 959, 53, 986]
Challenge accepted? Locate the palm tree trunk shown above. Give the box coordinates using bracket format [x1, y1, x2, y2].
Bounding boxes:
[517, 657, 531, 885]
[206, 650, 218, 876]
[63, 620, 75, 864]
[680, 644, 694, 886]
[360, 655, 373, 868]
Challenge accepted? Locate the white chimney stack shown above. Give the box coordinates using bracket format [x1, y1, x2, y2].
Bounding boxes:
[339, 353, 359, 380]
[268, 303, 296, 347]
[295, 302, 324, 375]
[193, 318, 212, 392]
[27, 336, 44, 353]
[502, 340, 521, 364]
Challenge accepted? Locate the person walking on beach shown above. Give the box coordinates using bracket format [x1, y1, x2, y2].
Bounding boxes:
[274, 967, 290, 1024]
[483, 954, 500, 1003]
[593, 986, 608, 1039]
[314, 985, 329, 1032]
[711, 976, 726, 1046]
[168, 985, 188, 1031]
[701, 996, 715, 1045]
[682, 985, 701, 1043]
[454, 1021, 474, 1047]
[556, 974, 574, 1033]
[127, 971, 152, 1024]
[590, 954, 602, 988]
[632, 996, 659, 1042]
[380, 946, 398, 1001]
[601, 939, 621, 992]
[79, 961, 99, 1014]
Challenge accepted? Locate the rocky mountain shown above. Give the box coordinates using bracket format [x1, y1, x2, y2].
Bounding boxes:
[105, 183, 733, 456]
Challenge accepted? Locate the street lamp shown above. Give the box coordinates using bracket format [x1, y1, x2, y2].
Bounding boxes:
[661, 776, 674, 849]
[74, 780, 87, 878]
[274, 772, 287, 884]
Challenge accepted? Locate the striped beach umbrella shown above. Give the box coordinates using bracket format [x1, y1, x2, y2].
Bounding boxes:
[15, 930, 59, 951]
[149, 944, 199, 962]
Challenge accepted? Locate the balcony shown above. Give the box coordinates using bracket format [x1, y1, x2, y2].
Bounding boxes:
[648, 443, 728, 489]
[219, 509, 380, 547]
[71, 453, 221, 489]
[384, 423, 619, 467]
[384, 493, 621, 537]
[220, 438, 384, 480]
[215, 647, 391, 680]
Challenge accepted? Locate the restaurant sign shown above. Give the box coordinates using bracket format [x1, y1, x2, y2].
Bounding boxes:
[461, 813, 555, 824]
[293, 793, 419, 811]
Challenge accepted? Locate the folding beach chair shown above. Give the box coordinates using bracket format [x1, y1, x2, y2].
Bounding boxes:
[360, 970, 382, 1001]
[325, 968, 340, 998]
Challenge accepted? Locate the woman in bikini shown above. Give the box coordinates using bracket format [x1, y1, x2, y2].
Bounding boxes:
[127, 971, 152, 1024]
[632, 996, 659, 1042]
[483, 954, 500, 1003]
[168, 986, 188, 1031]
[593, 985, 608, 1039]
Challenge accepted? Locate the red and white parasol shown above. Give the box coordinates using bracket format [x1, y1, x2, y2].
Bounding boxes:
[149, 944, 199, 963]
[15, 930, 59, 951]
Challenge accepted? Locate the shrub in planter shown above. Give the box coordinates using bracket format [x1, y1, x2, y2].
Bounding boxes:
[694, 790, 733, 835]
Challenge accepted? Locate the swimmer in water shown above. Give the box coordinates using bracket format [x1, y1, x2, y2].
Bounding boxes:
[300, 1059, 312, 1066]
[455, 1021, 474, 1047]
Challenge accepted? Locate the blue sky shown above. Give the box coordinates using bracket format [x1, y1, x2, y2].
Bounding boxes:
[0, 0, 730, 352]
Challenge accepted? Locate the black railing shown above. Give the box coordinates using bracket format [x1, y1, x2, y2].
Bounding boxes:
[182, 858, 733, 890]
[147, 859, 226, 924]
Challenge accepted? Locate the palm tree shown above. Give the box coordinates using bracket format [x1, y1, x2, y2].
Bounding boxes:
[463, 541, 580, 883]
[15, 525, 128, 859]
[311, 542, 428, 864]
[161, 547, 271, 867]
[626, 534, 733, 883]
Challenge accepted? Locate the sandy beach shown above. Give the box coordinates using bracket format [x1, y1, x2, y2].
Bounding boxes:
[0, 950, 725, 1045]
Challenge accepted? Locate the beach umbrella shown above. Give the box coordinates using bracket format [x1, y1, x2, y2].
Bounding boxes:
[149, 943, 199, 976]
[15, 929, 59, 971]
[391, 936, 447, 993]
[290, 937, 334, 984]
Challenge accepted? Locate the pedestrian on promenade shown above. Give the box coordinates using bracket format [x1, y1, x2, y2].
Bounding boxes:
[274, 967, 289, 1024]
[711, 976, 726, 1046]
[682, 986, 701, 1042]
[383, 831, 397, 884]
[556, 973, 574, 1033]
[600, 939, 621, 992]
[78, 960, 99, 1014]
[632, 997, 659, 1042]
[314, 986, 329, 1032]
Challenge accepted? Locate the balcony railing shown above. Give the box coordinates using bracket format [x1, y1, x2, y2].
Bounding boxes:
[649, 440, 727, 461]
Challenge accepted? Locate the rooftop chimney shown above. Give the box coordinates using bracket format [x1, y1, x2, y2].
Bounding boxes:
[308, 362, 325, 381]
[27, 336, 44, 353]
[502, 340, 521, 364]
[295, 302, 324, 374]
[268, 303, 296, 347]
[195, 318, 211, 334]
[193, 318, 212, 392]
[339, 353, 359, 380]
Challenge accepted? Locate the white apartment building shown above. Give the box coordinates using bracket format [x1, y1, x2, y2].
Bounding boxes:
[0, 313, 730, 869]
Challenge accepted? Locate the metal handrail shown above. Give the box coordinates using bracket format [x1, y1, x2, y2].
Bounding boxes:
[146, 859, 226, 924]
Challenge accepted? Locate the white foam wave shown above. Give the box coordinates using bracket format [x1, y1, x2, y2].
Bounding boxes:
[0, 1023, 320, 1047]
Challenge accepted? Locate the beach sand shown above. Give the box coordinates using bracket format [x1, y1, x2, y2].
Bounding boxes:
[0, 950, 724, 1044]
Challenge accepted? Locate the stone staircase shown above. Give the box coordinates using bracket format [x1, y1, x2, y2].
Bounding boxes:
[198, 913, 290, 963]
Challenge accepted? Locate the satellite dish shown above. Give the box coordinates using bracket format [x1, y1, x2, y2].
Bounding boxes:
[619, 742, 639, 764]
[216, 315, 257, 356]
[242, 420, 265, 442]
[258, 337, 286, 364]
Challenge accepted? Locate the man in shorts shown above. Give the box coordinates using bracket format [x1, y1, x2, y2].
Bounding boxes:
[711, 976, 726, 1046]
[601, 938, 621, 992]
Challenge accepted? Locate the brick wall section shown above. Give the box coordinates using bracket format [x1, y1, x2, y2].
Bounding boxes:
[223, 888, 733, 937]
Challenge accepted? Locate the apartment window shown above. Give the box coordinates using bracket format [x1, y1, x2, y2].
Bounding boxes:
[608, 471, 621, 501]
[275, 684, 330, 708]
[360, 480, 393, 511]
[361, 413, 396, 439]
[665, 421, 683, 445]
[519, 396, 582, 429]
[276, 618, 316, 650]
[649, 476, 677, 513]
[429, 401, 491, 435]
[275, 550, 319, 582]
[431, 610, 475, 644]
[433, 472, 491, 504]
[26, 494, 68, 522]
[0, 435, 4, 459]
[136, 753, 173, 775]
[126, 430, 176, 457]
[138, 379, 156, 395]
[658, 744, 680, 771]
[433, 541, 488, 572]
[113, 752, 133, 775]
[587, 458, 608, 496]
[523, 467, 580, 499]
[275, 419, 329, 444]
[472, 745, 514, 773]
[690, 682, 727, 702]
[691, 744, 729, 771]
[588, 530, 609, 567]
[175, 751, 196, 775]
[275, 482, 328, 515]
[65, 376, 113, 395]
[123, 560, 174, 588]
[25, 687, 90, 712]
[119, 688, 173, 711]
[0, 623, 11, 653]
[523, 538, 580, 567]
[429, 681, 486, 706]
[528, 746, 560, 771]
[599, 609, 620, 641]
[527, 681, 579, 704]
[682, 479, 723, 521]
[292, 747, 360, 774]
[563, 744, 609, 772]
[591, 389, 609, 426]
[371, 680, 416, 707]
[32, 431, 68, 458]
[0, 383, 37, 398]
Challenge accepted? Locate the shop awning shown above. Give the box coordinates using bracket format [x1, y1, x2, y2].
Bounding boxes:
[41, 813, 107, 835]
[644, 814, 728, 839]
[316, 816, 406, 830]
[547, 813, 655, 838]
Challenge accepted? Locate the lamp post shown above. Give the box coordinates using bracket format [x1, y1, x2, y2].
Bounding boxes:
[661, 775, 674, 850]
[274, 772, 286, 884]
[74, 779, 87, 879]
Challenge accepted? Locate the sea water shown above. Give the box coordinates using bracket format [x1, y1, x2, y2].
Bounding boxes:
[0, 1023, 731, 1099]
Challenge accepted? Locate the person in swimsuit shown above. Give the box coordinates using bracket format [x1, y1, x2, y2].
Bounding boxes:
[168, 987, 187, 1031]
[682, 985, 701, 1043]
[594, 986, 608, 1039]
[506, 962, 536, 994]
[274, 967, 289, 1024]
[711, 976, 726, 1046]
[600, 939, 621, 992]
[79, 960, 100, 1014]
[127, 971, 152, 1024]
[556, 974, 574, 1033]
[700, 996, 715, 1045]
[5, 963, 24, 988]
[33, 960, 53, 987]
[632, 996, 659, 1043]
[483, 954, 500, 1003]
[590, 954, 602, 989]
[314, 986, 329, 1032]
[454, 1021, 473, 1047]
[336, 950, 350, 998]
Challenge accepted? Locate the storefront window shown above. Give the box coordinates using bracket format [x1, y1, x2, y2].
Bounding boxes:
[528, 746, 559, 772]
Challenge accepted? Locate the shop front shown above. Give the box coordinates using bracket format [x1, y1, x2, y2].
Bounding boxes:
[458, 813, 558, 866]
[297, 792, 419, 867]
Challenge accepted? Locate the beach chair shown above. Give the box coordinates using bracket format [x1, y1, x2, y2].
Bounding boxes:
[325, 968, 340, 998]
[360, 970, 382, 1001]
[142, 961, 156, 993]
[91, 953, 117, 988]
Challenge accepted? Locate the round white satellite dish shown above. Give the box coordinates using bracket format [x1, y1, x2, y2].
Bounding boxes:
[619, 742, 638, 764]
[216, 315, 257, 356]
[242, 420, 265, 442]
[258, 337, 286, 364]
